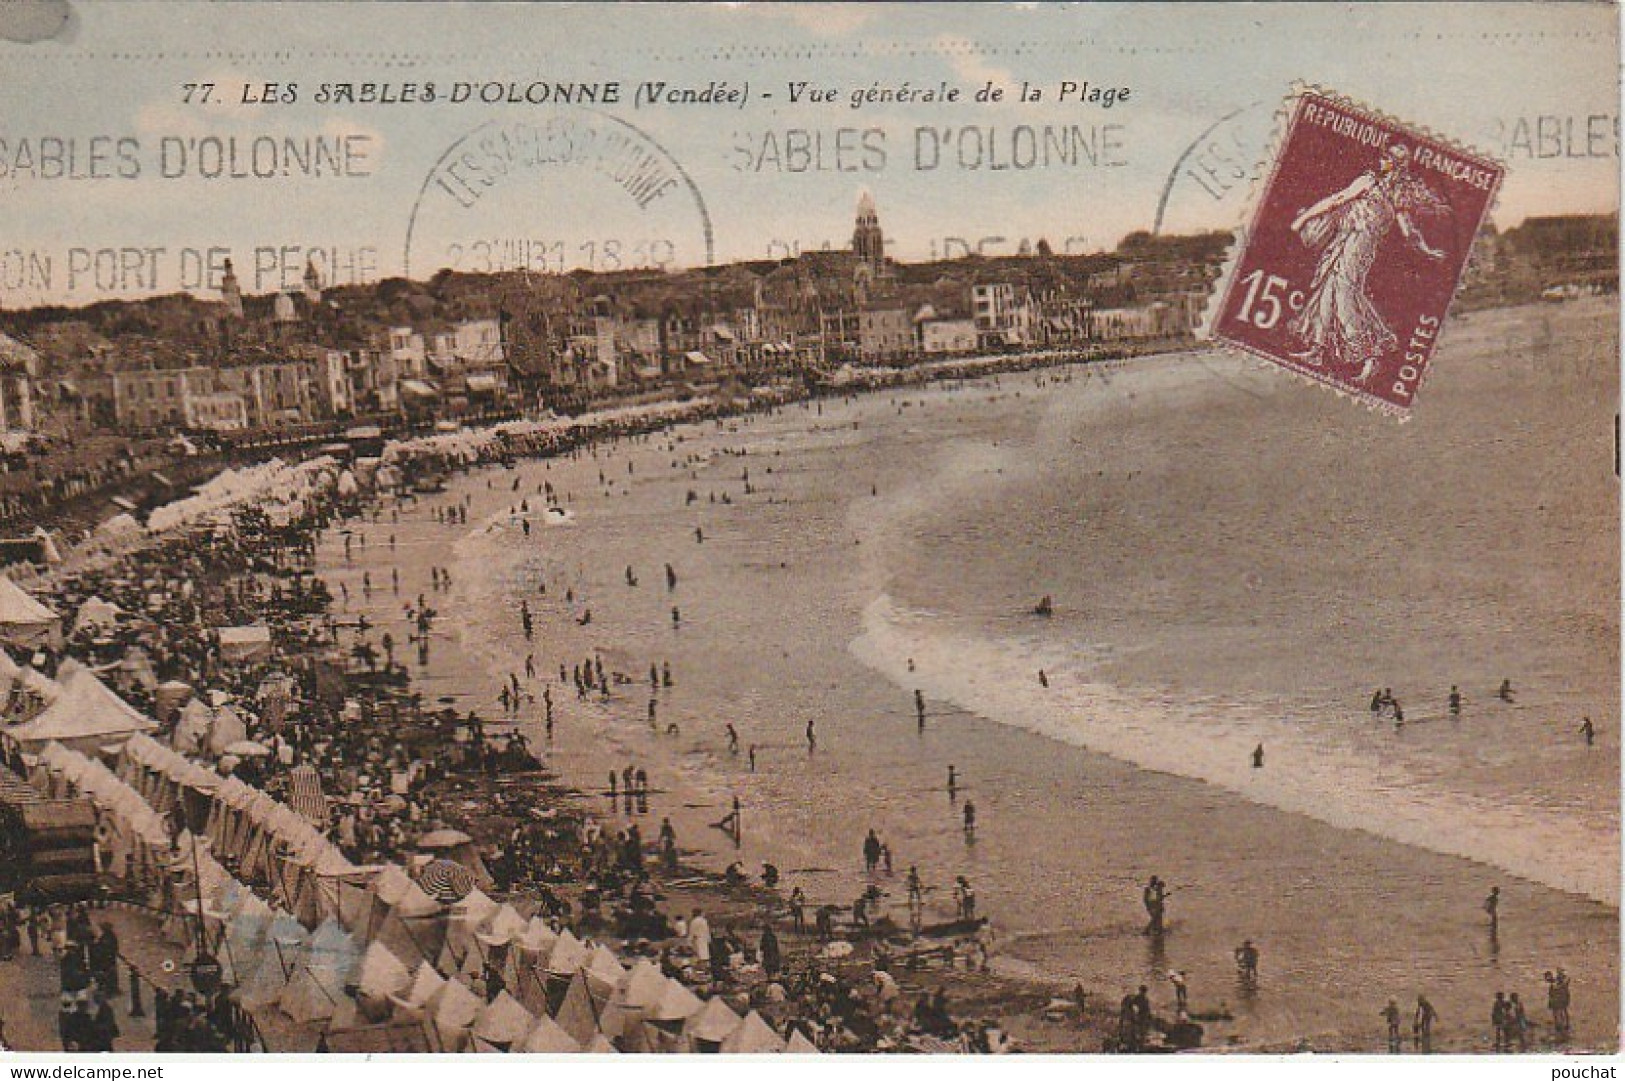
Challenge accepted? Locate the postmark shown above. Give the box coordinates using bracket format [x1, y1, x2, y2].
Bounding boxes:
[1201, 88, 1505, 416]
[404, 110, 714, 280]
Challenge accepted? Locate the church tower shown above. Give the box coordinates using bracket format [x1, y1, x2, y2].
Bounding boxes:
[302, 257, 323, 305]
[852, 190, 884, 267]
[220, 258, 244, 319]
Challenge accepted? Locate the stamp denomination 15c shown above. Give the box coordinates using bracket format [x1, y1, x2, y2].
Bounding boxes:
[1202, 89, 1505, 416]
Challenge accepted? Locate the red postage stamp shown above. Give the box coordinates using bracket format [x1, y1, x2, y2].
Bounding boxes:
[1203, 89, 1505, 416]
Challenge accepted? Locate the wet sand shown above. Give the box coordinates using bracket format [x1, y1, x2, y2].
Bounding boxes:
[324, 300, 1618, 1052]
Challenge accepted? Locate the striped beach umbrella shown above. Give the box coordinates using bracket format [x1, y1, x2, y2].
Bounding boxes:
[418, 859, 475, 904]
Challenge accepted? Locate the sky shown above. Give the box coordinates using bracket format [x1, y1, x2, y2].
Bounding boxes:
[0, 1, 1615, 305]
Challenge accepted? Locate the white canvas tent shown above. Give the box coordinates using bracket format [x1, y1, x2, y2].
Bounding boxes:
[234, 914, 308, 1011]
[277, 918, 360, 1023]
[684, 996, 744, 1051]
[4, 659, 155, 751]
[71, 597, 121, 637]
[518, 1014, 583, 1054]
[0, 576, 60, 650]
[386, 962, 446, 1022]
[471, 991, 535, 1052]
[353, 940, 412, 1020]
[722, 1010, 786, 1054]
[431, 977, 483, 1052]
[218, 625, 273, 663]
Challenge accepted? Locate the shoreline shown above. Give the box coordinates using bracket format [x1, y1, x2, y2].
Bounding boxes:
[18, 302, 1617, 1053]
[316, 306, 1617, 1052]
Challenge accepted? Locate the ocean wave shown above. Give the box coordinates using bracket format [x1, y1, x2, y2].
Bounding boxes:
[852, 593, 1620, 906]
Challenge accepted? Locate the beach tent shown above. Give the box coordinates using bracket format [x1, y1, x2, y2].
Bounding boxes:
[276, 918, 361, 1023]
[4, 660, 155, 752]
[71, 597, 121, 637]
[518, 1015, 583, 1054]
[430, 976, 483, 1052]
[471, 990, 535, 1052]
[584, 1033, 618, 1054]
[595, 970, 653, 1052]
[204, 704, 249, 758]
[29, 528, 60, 566]
[334, 864, 382, 935]
[234, 914, 308, 1011]
[721, 1010, 785, 1054]
[170, 699, 215, 756]
[637, 976, 704, 1052]
[353, 940, 412, 1021]
[684, 996, 744, 1052]
[386, 961, 447, 1022]
[543, 928, 587, 979]
[115, 648, 158, 696]
[785, 1028, 821, 1053]
[475, 903, 528, 950]
[0, 576, 60, 650]
[219, 625, 273, 663]
[583, 945, 626, 1002]
[515, 916, 557, 960]
[619, 959, 667, 1013]
[93, 513, 142, 545]
[552, 973, 602, 1049]
[645, 977, 703, 1024]
[218, 901, 274, 985]
[508, 918, 558, 1014]
[374, 880, 446, 970]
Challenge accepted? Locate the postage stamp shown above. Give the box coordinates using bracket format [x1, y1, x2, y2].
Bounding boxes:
[1202, 88, 1505, 416]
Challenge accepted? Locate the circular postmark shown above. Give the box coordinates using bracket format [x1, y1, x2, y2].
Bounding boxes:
[404, 110, 714, 280]
[1153, 101, 1272, 237]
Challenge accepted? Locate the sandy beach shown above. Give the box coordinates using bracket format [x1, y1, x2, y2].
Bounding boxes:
[322, 298, 1619, 1052]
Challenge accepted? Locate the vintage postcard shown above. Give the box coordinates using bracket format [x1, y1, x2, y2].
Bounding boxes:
[0, 0, 1614, 1064]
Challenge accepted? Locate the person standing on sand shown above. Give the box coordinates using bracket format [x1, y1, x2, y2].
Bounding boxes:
[689, 909, 711, 966]
[1382, 999, 1403, 1053]
[1580, 716, 1596, 746]
[947, 765, 957, 799]
[962, 800, 977, 840]
[1143, 877, 1167, 936]
[1545, 968, 1571, 1039]
[1509, 992, 1530, 1051]
[1491, 991, 1510, 1051]
[1484, 886, 1500, 933]
[725, 724, 739, 755]
[1234, 939, 1259, 984]
[1498, 679, 1515, 703]
[915, 689, 926, 730]
[789, 887, 806, 934]
[806, 719, 817, 753]
[1414, 993, 1437, 1052]
[1449, 686, 1462, 718]
[1251, 743, 1264, 769]
[864, 830, 882, 874]
[1168, 970, 1189, 1016]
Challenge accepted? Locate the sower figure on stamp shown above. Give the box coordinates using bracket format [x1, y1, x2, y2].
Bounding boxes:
[1287, 143, 1448, 382]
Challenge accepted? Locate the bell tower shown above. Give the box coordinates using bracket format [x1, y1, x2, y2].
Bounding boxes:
[852, 190, 884, 267]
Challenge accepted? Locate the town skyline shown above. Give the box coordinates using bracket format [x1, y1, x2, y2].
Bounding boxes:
[0, 4, 1615, 306]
